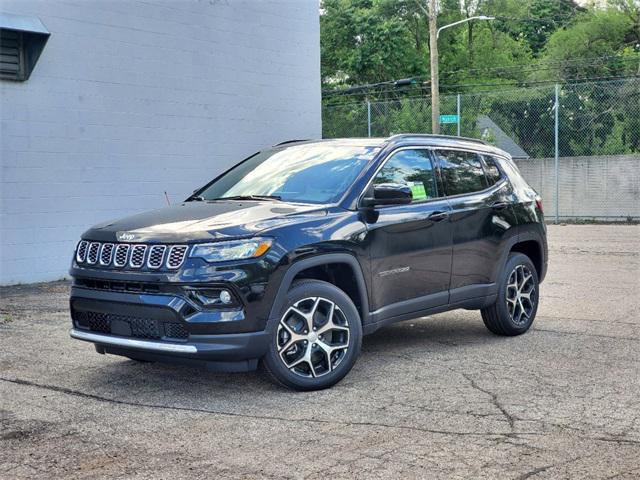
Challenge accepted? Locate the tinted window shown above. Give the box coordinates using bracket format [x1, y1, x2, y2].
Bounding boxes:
[434, 150, 487, 196]
[482, 155, 503, 185]
[198, 144, 379, 204]
[373, 149, 438, 202]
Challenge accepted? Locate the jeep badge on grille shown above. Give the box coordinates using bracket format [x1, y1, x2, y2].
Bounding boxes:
[116, 231, 136, 242]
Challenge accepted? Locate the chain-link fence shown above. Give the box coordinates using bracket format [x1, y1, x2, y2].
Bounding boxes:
[323, 78, 640, 221]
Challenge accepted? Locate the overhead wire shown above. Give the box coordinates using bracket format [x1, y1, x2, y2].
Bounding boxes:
[322, 56, 640, 101]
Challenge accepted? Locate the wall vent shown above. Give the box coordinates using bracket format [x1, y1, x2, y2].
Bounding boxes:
[0, 13, 50, 81]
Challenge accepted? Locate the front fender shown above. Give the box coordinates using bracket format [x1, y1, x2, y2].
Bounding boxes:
[266, 253, 370, 326]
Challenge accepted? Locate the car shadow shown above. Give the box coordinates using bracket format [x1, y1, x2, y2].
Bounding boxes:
[362, 313, 500, 351]
[77, 314, 507, 398]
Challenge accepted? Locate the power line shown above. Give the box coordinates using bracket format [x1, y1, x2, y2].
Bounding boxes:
[322, 55, 640, 98]
[322, 75, 640, 106]
[324, 54, 639, 93]
[323, 58, 636, 97]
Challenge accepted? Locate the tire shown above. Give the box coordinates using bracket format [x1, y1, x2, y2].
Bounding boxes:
[481, 252, 539, 336]
[262, 279, 363, 391]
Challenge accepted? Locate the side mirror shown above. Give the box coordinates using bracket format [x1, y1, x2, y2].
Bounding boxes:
[361, 183, 413, 207]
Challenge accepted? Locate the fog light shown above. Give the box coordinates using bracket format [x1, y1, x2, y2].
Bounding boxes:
[187, 288, 237, 308]
[219, 290, 232, 304]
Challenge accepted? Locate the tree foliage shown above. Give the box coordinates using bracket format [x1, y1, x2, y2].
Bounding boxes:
[321, 0, 427, 85]
[320, 0, 640, 89]
[321, 0, 640, 156]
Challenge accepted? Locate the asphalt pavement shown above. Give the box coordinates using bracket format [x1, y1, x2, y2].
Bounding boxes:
[1, 224, 639, 479]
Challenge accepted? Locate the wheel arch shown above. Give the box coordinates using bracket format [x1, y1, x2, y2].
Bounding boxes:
[501, 226, 547, 282]
[268, 254, 369, 324]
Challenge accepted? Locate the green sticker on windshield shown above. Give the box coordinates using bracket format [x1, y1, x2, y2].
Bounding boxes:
[409, 183, 427, 200]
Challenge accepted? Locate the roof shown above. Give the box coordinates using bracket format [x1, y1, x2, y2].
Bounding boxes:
[387, 133, 486, 145]
[0, 12, 49, 34]
[273, 138, 386, 148]
[273, 134, 512, 158]
[477, 116, 530, 159]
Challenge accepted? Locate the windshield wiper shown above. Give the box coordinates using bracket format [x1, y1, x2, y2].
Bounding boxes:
[185, 194, 205, 202]
[214, 195, 282, 202]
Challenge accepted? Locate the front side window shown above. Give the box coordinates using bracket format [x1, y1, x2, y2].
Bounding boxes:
[198, 144, 379, 204]
[434, 149, 487, 196]
[372, 149, 438, 202]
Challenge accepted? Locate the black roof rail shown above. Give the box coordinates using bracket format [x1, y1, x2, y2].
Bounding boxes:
[273, 139, 311, 146]
[387, 133, 487, 145]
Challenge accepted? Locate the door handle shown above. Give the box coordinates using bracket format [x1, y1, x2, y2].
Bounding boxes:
[492, 202, 509, 211]
[428, 211, 449, 222]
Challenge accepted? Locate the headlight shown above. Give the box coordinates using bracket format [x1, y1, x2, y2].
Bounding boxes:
[190, 238, 272, 262]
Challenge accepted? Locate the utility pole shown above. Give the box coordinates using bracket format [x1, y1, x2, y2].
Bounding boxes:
[422, 0, 494, 136]
[428, 0, 439, 134]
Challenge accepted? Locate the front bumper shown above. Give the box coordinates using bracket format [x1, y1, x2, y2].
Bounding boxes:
[70, 328, 270, 371]
[69, 284, 271, 370]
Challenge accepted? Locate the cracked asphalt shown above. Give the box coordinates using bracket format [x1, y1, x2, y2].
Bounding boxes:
[1, 224, 639, 479]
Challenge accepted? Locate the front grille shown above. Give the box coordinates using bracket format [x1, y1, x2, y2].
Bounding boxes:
[86, 312, 111, 333]
[76, 241, 89, 263]
[167, 245, 188, 269]
[129, 245, 147, 268]
[164, 322, 188, 339]
[147, 245, 166, 269]
[87, 243, 100, 264]
[100, 244, 114, 265]
[113, 244, 130, 267]
[130, 317, 160, 338]
[74, 278, 161, 293]
[74, 310, 188, 340]
[76, 241, 188, 271]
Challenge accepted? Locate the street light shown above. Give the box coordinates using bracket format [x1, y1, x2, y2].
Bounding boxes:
[428, 8, 495, 134]
[437, 16, 495, 39]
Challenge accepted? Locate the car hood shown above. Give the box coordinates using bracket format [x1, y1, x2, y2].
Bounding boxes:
[83, 200, 328, 243]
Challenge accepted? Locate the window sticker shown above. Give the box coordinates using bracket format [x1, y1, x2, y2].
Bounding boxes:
[408, 182, 427, 200]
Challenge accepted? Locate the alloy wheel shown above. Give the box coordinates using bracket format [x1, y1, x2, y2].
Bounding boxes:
[505, 264, 536, 325]
[276, 296, 350, 378]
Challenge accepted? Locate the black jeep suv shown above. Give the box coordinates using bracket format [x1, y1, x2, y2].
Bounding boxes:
[69, 134, 547, 390]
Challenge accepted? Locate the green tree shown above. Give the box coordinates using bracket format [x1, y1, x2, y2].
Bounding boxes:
[502, 0, 583, 55]
[321, 0, 427, 86]
[539, 9, 636, 81]
[321, 0, 640, 155]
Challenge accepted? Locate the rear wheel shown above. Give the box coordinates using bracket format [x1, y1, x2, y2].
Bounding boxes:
[262, 280, 362, 391]
[481, 252, 539, 336]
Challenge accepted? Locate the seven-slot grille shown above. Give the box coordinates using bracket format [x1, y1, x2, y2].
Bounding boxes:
[129, 245, 147, 268]
[167, 246, 188, 269]
[75, 241, 188, 270]
[100, 244, 114, 265]
[114, 244, 130, 267]
[76, 241, 89, 263]
[87, 243, 100, 264]
[147, 245, 166, 269]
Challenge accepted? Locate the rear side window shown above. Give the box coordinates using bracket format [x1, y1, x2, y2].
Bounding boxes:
[434, 150, 487, 196]
[482, 155, 503, 185]
[373, 149, 438, 202]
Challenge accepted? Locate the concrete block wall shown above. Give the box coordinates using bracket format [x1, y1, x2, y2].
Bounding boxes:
[0, 0, 321, 284]
[515, 155, 640, 220]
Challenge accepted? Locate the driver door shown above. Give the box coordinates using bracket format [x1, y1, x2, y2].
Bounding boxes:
[363, 148, 453, 315]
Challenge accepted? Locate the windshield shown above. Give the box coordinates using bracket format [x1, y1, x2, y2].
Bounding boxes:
[196, 144, 379, 204]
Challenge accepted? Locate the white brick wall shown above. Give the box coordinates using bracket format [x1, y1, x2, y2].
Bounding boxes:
[0, 0, 321, 284]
